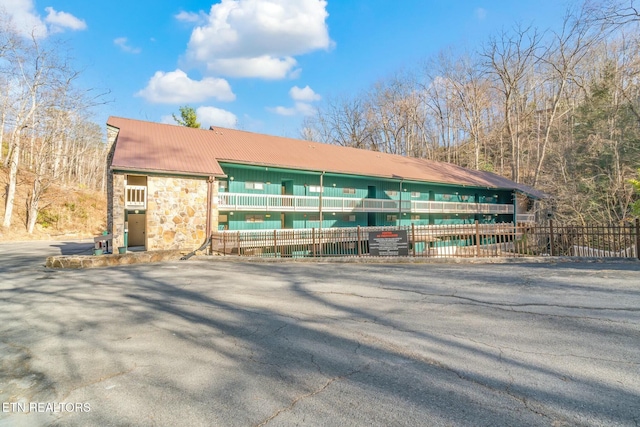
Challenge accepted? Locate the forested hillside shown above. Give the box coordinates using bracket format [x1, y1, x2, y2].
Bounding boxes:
[302, 1, 640, 224]
[2, 1, 640, 240]
[0, 13, 107, 238]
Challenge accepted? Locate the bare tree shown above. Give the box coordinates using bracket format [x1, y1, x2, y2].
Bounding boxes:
[304, 94, 375, 150]
[1, 13, 107, 232]
[482, 24, 542, 183]
[531, 7, 600, 187]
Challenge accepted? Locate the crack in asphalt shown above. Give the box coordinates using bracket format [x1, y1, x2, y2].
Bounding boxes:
[378, 286, 640, 312]
[460, 335, 640, 366]
[351, 330, 569, 424]
[254, 365, 368, 427]
[58, 365, 138, 401]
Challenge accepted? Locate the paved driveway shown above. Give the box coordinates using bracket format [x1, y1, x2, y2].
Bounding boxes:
[1, 241, 639, 426]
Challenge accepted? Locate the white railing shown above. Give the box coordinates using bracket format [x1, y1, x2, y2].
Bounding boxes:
[218, 193, 514, 215]
[411, 201, 513, 214]
[516, 213, 536, 223]
[125, 185, 147, 209]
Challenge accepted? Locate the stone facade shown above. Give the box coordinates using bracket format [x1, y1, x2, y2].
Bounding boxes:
[146, 176, 211, 251]
[109, 173, 126, 250]
[106, 126, 127, 250]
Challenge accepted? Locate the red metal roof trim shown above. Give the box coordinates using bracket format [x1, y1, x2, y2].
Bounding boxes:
[107, 116, 545, 198]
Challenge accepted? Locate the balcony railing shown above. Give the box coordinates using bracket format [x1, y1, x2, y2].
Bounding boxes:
[516, 213, 536, 223]
[218, 193, 514, 215]
[125, 185, 147, 210]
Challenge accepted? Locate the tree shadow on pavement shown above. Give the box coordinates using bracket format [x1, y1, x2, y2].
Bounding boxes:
[1, 260, 638, 426]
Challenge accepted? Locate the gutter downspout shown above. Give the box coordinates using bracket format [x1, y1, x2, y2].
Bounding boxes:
[319, 171, 325, 232]
[319, 171, 325, 257]
[182, 176, 214, 260]
[206, 177, 214, 238]
[398, 178, 404, 229]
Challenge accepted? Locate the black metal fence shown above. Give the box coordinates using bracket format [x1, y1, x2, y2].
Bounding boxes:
[210, 220, 640, 259]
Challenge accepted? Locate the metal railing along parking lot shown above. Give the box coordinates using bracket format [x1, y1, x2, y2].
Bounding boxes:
[211, 220, 640, 259]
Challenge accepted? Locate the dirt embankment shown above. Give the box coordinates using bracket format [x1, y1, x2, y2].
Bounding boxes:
[0, 166, 106, 242]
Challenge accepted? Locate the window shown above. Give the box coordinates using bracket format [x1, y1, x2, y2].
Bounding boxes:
[411, 214, 421, 220]
[344, 214, 356, 222]
[246, 215, 264, 223]
[218, 181, 228, 191]
[442, 194, 452, 200]
[411, 192, 420, 198]
[343, 187, 356, 195]
[307, 214, 320, 221]
[219, 214, 228, 223]
[245, 182, 264, 190]
[386, 215, 398, 222]
[386, 190, 398, 196]
[308, 185, 323, 193]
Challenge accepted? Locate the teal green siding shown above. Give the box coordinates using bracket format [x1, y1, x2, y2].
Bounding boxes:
[226, 212, 281, 230]
[218, 162, 516, 230]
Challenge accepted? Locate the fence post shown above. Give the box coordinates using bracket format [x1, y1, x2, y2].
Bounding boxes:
[312, 228, 316, 258]
[412, 223, 416, 257]
[223, 232, 226, 256]
[237, 231, 241, 256]
[549, 219, 555, 256]
[475, 220, 480, 257]
[636, 218, 640, 260]
[357, 225, 362, 257]
[273, 229, 277, 257]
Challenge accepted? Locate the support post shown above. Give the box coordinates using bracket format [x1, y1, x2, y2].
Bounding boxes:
[312, 228, 316, 258]
[636, 218, 639, 260]
[412, 223, 416, 257]
[549, 219, 555, 256]
[273, 229, 277, 257]
[475, 220, 480, 257]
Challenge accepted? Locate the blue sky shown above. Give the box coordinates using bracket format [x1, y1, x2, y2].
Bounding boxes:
[3, 0, 571, 138]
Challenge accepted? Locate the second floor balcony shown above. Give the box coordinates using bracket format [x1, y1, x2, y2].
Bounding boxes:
[218, 193, 514, 215]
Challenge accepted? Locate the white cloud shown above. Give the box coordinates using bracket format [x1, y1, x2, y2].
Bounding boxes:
[269, 85, 320, 116]
[185, 0, 332, 79]
[270, 106, 296, 116]
[0, 1, 86, 38]
[114, 37, 141, 54]
[136, 69, 235, 104]
[293, 101, 316, 116]
[175, 10, 207, 25]
[196, 106, 238, 128]
[290, 85, 321, 102]
[1, 0, 47, 37]
[160, 115, 176, 125]
[44, 7, 87, 32]
[475, 7, 487, 20]
[206, 55, 298, 80]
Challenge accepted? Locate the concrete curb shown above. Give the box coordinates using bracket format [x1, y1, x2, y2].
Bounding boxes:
[45, 250, 640, 269]
[194, 255, 640, 265]
[45, 250, 187, 269]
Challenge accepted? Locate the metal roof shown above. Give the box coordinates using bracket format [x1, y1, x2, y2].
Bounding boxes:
[108, 116, 545, 198]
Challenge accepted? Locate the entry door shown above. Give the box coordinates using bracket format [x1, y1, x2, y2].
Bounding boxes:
[282, 180, 293, 207]
[128, 213, 146, 247]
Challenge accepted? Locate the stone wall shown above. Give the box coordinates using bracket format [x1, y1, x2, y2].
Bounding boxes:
[110, 173, 126, 250]
[146, 176, 209, 251]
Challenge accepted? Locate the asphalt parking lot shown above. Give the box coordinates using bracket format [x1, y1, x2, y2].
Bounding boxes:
[1, 240, 639, 426]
